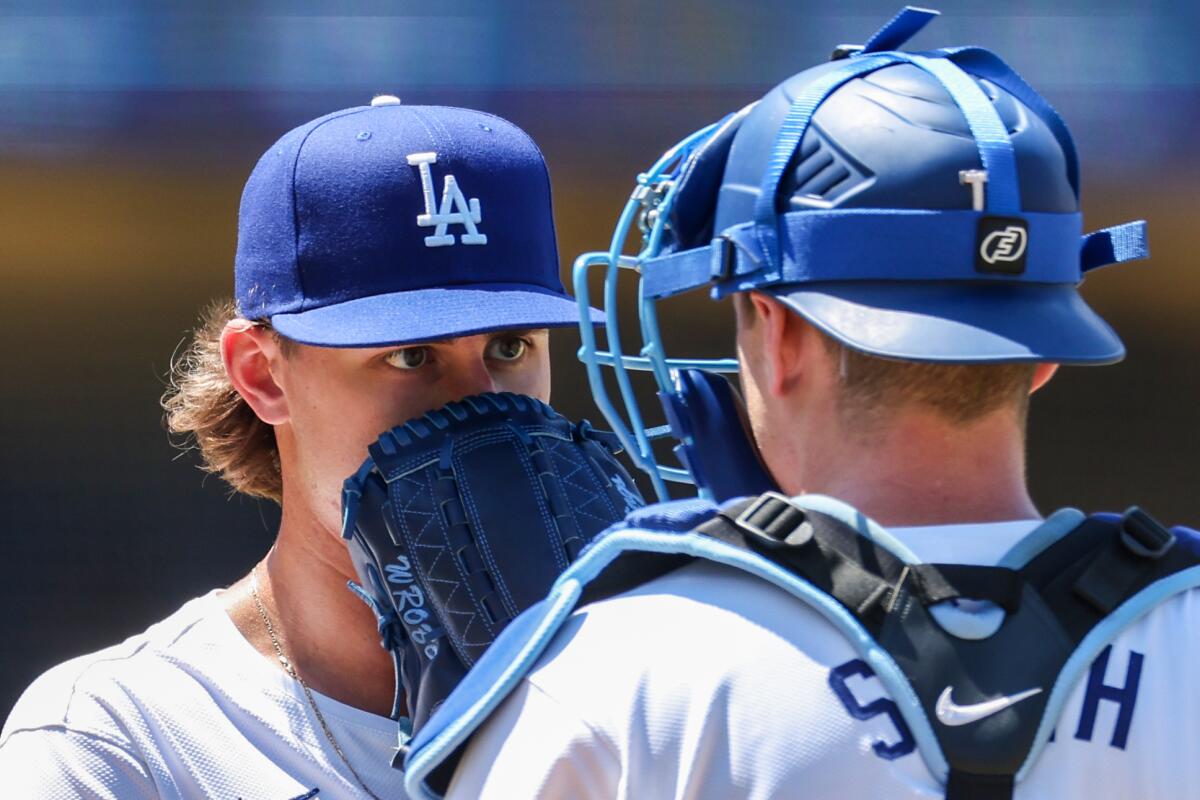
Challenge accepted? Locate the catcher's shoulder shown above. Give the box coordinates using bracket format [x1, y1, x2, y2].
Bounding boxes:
[1170, 523, 1200, 561]
[609, 497, 720, 534]
[1, 592, 221, 746]
[1173, 523, 1200, 543]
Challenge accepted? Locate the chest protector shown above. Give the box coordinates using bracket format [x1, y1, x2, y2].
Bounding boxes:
[401, 494, 1200, 800]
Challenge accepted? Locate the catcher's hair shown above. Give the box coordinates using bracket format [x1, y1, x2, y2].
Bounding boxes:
[162, 298, 291, 503]
[734, 293, 1036, 428]
[828, 341, 1036, 430]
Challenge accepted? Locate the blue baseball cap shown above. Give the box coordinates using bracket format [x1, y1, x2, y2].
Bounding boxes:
[235, 95, 599, 346]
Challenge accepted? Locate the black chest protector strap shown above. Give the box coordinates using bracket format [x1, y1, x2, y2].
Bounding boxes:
[585, 494, 1198, 800]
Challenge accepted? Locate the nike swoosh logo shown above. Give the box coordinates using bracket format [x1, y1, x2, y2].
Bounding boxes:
[935, 685, 1043, 727]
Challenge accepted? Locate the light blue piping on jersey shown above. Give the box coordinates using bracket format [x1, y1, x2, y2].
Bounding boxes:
[1017, 563, 1200, 781]
[403, 500, 1200, 799]
[402, 526, 953, 798]
[404, 497, 1083, 797]
[998, 508, 1086, 568]
[403, 496, 938, 797]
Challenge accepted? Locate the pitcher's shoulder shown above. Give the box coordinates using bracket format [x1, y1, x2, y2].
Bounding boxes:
[1, 593, 221, 745]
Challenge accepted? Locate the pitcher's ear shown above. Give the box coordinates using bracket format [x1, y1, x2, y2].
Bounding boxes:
[221, 321, 290, 425]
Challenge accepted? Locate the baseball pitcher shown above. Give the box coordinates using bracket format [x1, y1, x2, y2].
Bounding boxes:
[0, 97, 640, 798]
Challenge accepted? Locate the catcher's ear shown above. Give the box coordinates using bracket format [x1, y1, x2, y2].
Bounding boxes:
[1030, 363, 1059, 394]
[221, 320, 290, 425]
[745, 292, 814, 398]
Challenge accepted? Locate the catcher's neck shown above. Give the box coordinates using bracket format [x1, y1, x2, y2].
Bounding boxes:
[773, 401, 1040, 528]
[738, 298, 1046, 529]
[227, 490, 398, 718]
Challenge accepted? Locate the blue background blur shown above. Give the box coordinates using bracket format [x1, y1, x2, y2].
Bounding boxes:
[1, 0, 1197, 716]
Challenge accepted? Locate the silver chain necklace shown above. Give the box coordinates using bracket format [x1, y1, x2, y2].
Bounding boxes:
[250, 566, 384, 800]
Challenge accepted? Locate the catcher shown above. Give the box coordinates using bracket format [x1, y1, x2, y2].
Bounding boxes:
[400, 8, 1198, 800]
[0, 97, 641, 798]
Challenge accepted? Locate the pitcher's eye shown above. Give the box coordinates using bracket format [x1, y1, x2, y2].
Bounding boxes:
[384, 347, 431, 370]
[486, 336, 529, 362]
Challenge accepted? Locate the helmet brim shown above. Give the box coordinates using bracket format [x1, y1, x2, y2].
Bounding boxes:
[767, 281, 1124, 364]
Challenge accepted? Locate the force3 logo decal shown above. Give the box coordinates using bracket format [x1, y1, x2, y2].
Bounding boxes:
[975, 215, 1029, 274]
[407, 151, 487, 248]
[980, 225, 1027, 265]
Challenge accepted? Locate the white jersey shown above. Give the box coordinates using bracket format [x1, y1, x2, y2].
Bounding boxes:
[0, 592, 408, 799]
[449, 513, 1200, 799]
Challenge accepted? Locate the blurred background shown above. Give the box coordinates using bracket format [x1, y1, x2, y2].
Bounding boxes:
[0, 0, 1196, 716]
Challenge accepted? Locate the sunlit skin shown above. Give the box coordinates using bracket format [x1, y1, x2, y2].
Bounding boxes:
[219, 323, 550, 716]
[734, 291, 1058, 528]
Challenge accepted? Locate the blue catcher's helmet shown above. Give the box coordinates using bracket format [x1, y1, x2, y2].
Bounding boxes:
[574, 6, 1149, 503]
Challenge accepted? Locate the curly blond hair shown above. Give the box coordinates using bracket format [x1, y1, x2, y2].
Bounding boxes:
[162, 299, 284, 502]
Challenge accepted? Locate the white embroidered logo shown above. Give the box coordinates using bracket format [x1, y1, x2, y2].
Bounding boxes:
[980, 226, 1027, 265]
[406, 151, 487, 247]
[935, 685, 1042, 727]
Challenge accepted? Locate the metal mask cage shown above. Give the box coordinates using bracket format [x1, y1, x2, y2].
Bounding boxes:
[574, 122, 738, 501]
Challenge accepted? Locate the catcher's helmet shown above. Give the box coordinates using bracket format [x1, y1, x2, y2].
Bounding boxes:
[575, 7, 1149, 500]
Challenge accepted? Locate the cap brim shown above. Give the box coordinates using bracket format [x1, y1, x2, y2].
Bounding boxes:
[271, 285, 602, 347]
[768, 282, 1124, 364]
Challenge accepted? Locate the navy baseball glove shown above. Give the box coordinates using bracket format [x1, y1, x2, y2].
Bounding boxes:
[340, 392, 644, 754]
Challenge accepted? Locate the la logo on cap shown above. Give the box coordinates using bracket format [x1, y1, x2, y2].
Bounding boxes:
[406, 152, 488, 248]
